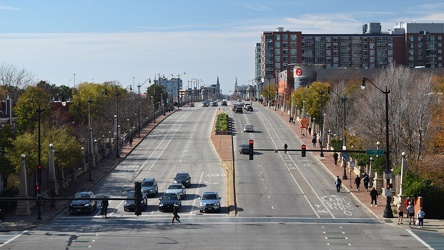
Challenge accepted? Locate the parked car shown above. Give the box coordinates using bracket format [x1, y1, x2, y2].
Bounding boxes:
[165, 183, 187, 199]
[239, 144, 250, 154]
[124, 190, 147, 212]
[141, 177, 158, 198]
[174, 172, 191, 188]
[158, 193, 181, 212]
[69, 191, 97, 215]
[199, 191, 221, 213]
[243, 124, 254, 132]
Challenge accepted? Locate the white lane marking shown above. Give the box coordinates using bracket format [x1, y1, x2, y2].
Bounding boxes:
[406, 229, 435, 250]
[190, 171, 205, 214]
[256, 109, 324, 218]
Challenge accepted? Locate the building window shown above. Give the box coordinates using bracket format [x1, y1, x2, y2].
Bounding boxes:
[291, 34, 297, 41]
[275, 34, 280, 40]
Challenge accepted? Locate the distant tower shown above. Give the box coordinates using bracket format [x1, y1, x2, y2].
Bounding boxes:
[234, 76, 238, 95]
[216, 76, 221, 95]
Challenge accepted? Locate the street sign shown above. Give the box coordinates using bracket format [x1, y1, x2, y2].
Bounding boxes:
[366, 149, 384, 155]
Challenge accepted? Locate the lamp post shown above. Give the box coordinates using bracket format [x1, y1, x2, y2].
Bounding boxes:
[137, 78, 151, 138]
[318, 91, 325, 157]
[115, 92, 120, 158]
[36, 96, 66, 220]
[328, 87, 348, 178]
[361, 77, 393, 218]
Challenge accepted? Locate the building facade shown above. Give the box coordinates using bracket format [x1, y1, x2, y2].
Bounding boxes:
[259, 22, 444, 86]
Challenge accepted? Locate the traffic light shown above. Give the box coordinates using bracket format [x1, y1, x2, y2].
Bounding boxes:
[249, 139, 254, 160]
[387, 183, 392, 189]
[135, 182, 142, 216]
[301, 144, 306, 157]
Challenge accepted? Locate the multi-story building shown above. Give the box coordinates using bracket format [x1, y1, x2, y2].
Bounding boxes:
[258, 22, 444, 99]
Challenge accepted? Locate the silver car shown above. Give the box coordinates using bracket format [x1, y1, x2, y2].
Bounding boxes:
[199, 191, 221, 213]
[165, 183, 186, 199]
[243, 124, 254, 132]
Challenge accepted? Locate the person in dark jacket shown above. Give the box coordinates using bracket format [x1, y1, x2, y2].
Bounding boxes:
[333, 152, 339, 166]
[101, 197, 109, 218]
[171, 205, 181, 224]
[370, 187, 378, 207]
[362, 173, 370, 192]
[354, 175, 361, 191]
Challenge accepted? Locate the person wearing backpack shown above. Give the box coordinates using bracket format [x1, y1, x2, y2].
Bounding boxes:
[335, 176, 342, 193]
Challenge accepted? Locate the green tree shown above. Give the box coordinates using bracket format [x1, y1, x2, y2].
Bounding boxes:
[260, 83, 276, 105]
[0, 124, 15, 190]
[14, 86, 50, 135]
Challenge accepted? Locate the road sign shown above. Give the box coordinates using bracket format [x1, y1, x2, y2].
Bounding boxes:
[366, 149, 384, 155]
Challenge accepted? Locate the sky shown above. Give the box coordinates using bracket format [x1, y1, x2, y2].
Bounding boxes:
[1, 1, 444, 94]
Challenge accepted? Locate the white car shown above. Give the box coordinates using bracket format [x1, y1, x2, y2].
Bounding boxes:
[243, 124, 254, 132]
[165, 183, 186, 199]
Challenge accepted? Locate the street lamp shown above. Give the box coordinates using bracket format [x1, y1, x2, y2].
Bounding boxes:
[328, 87, 348, 178]
[361, 77, 393, 218]
[137, 78, 151, 138]
[115, 92, 120, 158]
[36, 96, 66, 220]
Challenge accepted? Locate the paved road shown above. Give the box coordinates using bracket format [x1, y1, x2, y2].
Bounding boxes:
[0, 103, 442, 250]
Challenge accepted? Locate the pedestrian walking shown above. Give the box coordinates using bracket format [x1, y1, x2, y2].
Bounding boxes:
[284, 143, 288, 154]
[308, 126, 312, 135]
[333, 152, 339, 166]
[397, 203, 404, 225]
[171, 205, 181, 224]
[417, 207, 425, 228]
[335, 176, 342, 193]
[370, 187, 378, 206]
[354, 175, 361, 191]
[362, 173, 370, 191]
[407, 202, 415, 225]
[404, 197, 412, 217]
[49, 188, 56, 208]
[101, 197, 109, 218]
[0, 209, 4, 231]
[129, 136, 133, 146]
[312, 135, 317, 148]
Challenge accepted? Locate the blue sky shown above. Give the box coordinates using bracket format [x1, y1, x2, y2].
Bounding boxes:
[1, 1, 443, 94]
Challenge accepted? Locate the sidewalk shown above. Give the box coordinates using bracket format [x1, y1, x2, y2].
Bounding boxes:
[271, 107, 444, 233]
[2, 111, 175, 232]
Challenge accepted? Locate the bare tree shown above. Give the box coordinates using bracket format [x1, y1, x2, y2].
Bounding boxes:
[352, 65, 435, 166]
[0, 63, 34, 100]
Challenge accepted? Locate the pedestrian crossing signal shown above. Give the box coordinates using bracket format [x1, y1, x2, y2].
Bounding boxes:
[301, 144, 306, 157]
[249, 139, 254, 160]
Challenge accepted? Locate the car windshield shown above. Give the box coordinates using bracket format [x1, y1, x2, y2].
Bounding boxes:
[162, 194, 177, 200]
[203, 194, 218, 200]
[75, 193, 90, 198]
[142, 181, 153, 187]
[241, 145, 249, 148]
[126, 192, 135, 198]
[176, 174, 188, 179]
[168, 185, 182, 189]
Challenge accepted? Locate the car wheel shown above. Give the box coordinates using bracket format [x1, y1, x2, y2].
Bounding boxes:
[200, 209, 204, 213]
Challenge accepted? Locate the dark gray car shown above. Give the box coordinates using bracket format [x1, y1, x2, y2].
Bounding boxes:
[174, 172, 191, 188]
[69, 191, 97, 215]
[141, 177, 158, 198]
